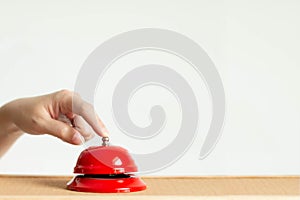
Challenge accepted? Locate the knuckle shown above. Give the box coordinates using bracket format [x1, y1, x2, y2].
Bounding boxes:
[59, 89, 71, 95]
[58, 126, 71, 138]
[85, 102, 94, 110]
[55, 89, 73, 100]
[73, 91, 81, 99]
[81, 102, 94, 114]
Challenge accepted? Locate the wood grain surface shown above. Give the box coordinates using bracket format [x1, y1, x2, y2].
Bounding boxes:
[0, 175, 299, 200]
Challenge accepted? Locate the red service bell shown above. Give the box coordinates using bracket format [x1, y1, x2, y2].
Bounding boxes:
[67, 137, 147, 193]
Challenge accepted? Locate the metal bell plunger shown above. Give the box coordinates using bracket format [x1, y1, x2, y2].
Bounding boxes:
[101, 137, 110, 146]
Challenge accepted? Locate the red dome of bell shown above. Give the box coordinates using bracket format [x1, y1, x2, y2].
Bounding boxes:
[74, 145, 138, 175]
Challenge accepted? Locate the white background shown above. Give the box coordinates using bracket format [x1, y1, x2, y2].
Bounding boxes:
[0, 0, 299, 175]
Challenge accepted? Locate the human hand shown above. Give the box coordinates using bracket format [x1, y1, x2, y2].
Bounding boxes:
[0, 90, 108, 146]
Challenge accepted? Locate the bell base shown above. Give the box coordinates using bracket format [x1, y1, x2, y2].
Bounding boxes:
[67, 175, 147, 193]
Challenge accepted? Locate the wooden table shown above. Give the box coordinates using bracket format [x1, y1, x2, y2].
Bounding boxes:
[0, 175, 299, 199]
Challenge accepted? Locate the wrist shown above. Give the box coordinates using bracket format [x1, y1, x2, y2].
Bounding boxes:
[0, 103, 23, 157]
[0, 104, 23, 138]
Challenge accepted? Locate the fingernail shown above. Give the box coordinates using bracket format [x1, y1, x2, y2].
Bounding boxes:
[72, 132, 85, 145]
[85, 132, 95, 141]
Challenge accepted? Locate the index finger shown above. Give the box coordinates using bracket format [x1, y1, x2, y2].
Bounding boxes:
[55, 90, 109, 137]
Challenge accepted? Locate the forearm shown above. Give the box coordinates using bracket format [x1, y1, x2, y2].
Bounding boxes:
[0, 104, 23, 157]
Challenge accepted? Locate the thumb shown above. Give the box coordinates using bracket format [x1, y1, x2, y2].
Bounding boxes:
[42, 119, 84, 145]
